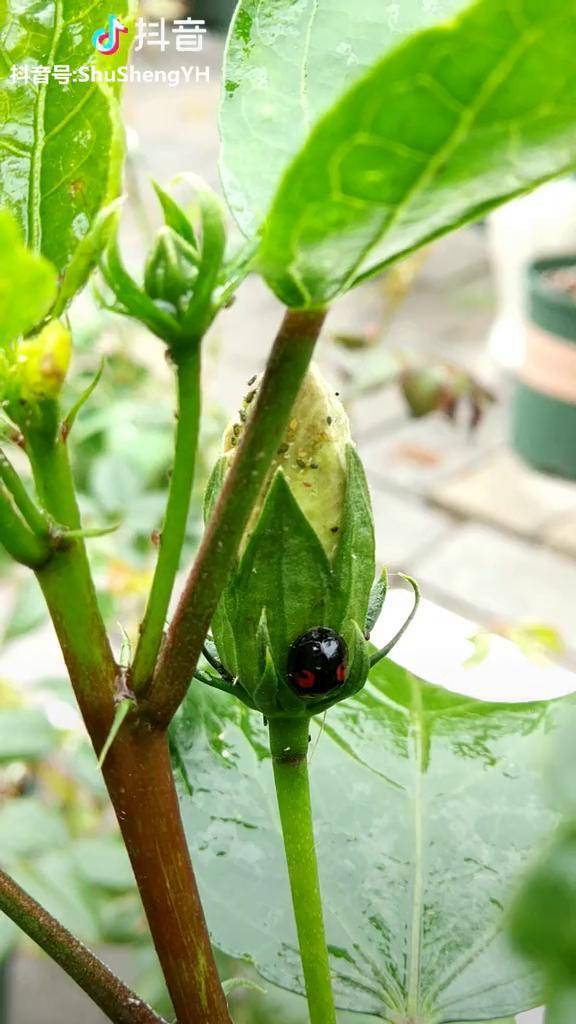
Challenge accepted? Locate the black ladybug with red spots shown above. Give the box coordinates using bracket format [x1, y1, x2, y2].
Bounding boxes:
[287, 628, 348, 699]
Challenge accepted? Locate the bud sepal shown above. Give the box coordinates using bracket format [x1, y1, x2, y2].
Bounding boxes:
[206, 447, 375, 718]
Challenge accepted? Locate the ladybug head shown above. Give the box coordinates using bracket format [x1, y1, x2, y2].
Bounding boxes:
[287, 628, 348, 699]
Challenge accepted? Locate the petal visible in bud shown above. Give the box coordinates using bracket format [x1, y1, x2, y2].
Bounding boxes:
[224, 363, 351, 560]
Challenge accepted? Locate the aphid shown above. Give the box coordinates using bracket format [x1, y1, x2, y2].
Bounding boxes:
[287, 628, 347, 698]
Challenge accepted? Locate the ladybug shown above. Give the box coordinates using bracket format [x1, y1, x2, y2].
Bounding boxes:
[287, 628, 348, 699]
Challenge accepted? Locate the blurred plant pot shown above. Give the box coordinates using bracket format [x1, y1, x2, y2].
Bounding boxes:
[487, 177, 576, 369]
[191, 0, 237, 29]
[512, 255, 576, 479]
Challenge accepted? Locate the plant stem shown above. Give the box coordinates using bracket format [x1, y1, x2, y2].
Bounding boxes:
[102, 722, 232, 1024]
[144, 308, 326, 728]
[268, 717, 337, 1024]
[132, 348, 201, 691]
[27, 428, 231, 1024]
[0, 868, 167, 1024]
[0, 447, 49, 537]
[28, 428, 118, 723]
[0, 481, 49, 567]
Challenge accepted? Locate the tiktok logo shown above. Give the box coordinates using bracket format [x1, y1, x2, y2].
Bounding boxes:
[92, 14, 128, 55]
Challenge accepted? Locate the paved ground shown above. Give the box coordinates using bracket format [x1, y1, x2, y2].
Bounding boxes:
[3, 30, 572, 1024]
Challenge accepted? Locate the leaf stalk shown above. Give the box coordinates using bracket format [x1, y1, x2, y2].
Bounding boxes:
[132, 346, 202, 690]
[268, 716, 337, 1024]
[0, 868, 168, 1024]
[143, 307, 326, 728]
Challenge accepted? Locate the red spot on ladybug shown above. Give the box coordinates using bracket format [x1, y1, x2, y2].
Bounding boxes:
[287, 628, 348, 699]
[295, 670, 316, 689]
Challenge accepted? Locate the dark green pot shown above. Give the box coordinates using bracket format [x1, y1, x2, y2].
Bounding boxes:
[191, 0, 237, 29]
[512, 255, 576, 479]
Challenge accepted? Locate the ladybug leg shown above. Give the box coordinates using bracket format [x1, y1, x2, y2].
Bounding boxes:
[369, 574, 420, 668]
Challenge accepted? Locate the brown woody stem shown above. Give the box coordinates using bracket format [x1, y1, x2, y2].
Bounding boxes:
[143, 307, 326, 728]
[27, 425, 231, 1024]
[0, 868, 167, 1024]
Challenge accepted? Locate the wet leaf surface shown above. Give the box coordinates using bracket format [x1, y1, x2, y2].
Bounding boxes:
[173, 657, 570, 1021]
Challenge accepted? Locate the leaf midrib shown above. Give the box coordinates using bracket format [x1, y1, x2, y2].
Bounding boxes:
[28, 0, 64, 251]
[340, 9, 547, 292]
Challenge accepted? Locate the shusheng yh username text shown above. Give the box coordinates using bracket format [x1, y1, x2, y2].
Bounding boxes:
[10, 63, 210, 87]
[81, 64, 209, 86]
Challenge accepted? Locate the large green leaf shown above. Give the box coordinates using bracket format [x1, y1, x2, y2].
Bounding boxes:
[256, 0, 576, 307]
[508, 705, 576, 1024]
[0, 209, 57, 344]
[0, 0, 132, 282]
[0, 707, 59, 762]
[172, 658, 567, 1022]
[220, 0, 466, 236]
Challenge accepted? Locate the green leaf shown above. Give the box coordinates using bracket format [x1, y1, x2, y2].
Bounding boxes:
[4, 574, 48, 643]
[257, 0, 576, 307]
[13, 850, 100, 943]
[221, 977, 267, 997]
[508, 704, 576, 1021]
[70, 836, 135, 893]
[509, 824, 576, 987]
[0, 798, 67, 861]
[172, 658, 568, 1022]
[0, 210, 57, 344]
[365, 567, 388, 637]
[97, 697, 133, 767]
[0, 0, 133, 284]
[0, 914, 17, 961]
[546, 989, 576, 1024]
[0, 708, 58, 762]
[220, 0, 467, 236]
[54, 201, 122, 316]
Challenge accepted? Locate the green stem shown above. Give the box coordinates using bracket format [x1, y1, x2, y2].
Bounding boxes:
[27, 427, 117, 725]
[0, 481, 49, 567]
[27, 425, 231, 1024]
[0, 868, 167, 1024]
[268, 717, 337, 1024]
[0, 448, 49, 537]
[144, 308, 326, 728]
[132, 349, 201, 690]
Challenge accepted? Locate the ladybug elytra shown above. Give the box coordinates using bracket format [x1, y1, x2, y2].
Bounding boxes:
[287, 628, 348, 699]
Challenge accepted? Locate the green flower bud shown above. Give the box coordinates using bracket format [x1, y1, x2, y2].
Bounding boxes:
[0, 320, 71, 407]
[206, 363, 376, 719]
[144, 226, 198, 310]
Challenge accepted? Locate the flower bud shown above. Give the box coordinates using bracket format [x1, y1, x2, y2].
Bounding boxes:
[5, 320, 71, 404]
[207, 363, 376, 719]
[144, 226, 198, 310]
